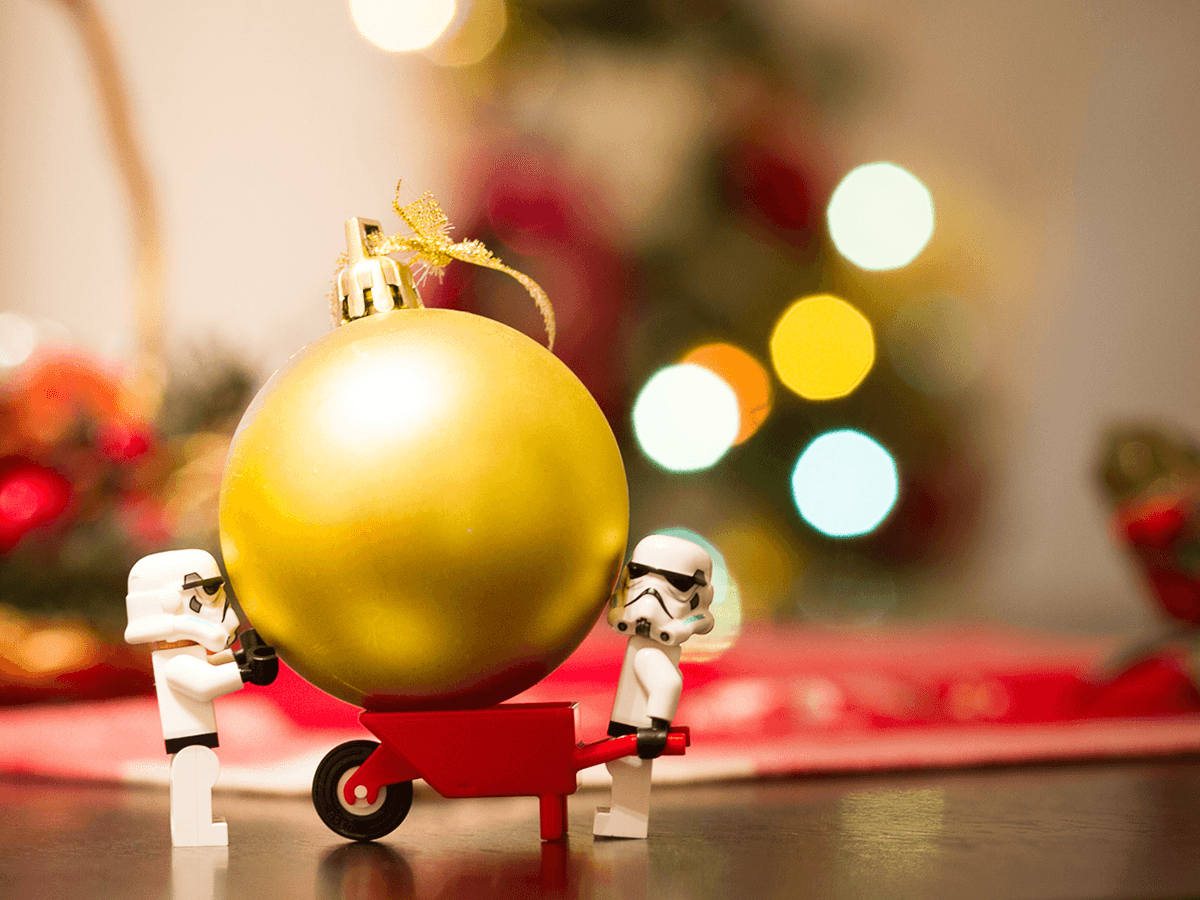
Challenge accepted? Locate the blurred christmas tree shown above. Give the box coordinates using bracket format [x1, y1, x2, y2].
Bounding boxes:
[0, 348, 255, 624]
[423, 0, 991, 624]
[0, 341, 256, 700]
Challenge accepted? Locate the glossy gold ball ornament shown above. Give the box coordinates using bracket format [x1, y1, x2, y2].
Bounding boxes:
[218, 219, 628, 710]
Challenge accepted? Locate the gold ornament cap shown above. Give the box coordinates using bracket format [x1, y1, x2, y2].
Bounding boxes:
[334, 218, 423, 325]
[363, 184, 556, 349]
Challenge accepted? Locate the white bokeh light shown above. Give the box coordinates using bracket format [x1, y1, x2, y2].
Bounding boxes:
[350, 0, 457, 53]
[633, 364, 739, 472]
[791, 429, 899, 538]
[0, 313, 36, 369]
[827, 162, 935, 271]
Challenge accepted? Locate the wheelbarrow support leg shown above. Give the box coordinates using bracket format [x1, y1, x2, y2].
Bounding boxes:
[539, 793, 569, 840]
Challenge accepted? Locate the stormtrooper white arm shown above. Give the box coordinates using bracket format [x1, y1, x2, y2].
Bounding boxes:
[162, 653, 245, 703]
[633, 645, 684, 723]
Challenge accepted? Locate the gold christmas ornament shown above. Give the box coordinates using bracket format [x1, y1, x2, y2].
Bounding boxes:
[219, 205, 627, 710]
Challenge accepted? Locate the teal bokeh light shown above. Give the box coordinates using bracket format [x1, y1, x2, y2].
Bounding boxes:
[657, 527, 741, 662]
[791, 429, 899, 537]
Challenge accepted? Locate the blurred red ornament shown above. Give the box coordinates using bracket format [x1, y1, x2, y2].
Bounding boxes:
[711, 73, 835, 254]
[484, 163, 575, 253]
[718, 96, 833, 254]
[1118, 495, 1187, 548]
[1113, 493, 1200, 626]
[724, 141, 821, 236]
[98, 422, 153, 463]
[1097, 424, 1200, 626]
[0, 458, 72, 552]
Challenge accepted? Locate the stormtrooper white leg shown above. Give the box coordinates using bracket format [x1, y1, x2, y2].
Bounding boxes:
[171, 846, 228, 900]
[593, 755, 654, 839]
[170, 745, 227, 847]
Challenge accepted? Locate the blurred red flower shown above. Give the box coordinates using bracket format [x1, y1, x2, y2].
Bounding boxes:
[0, 458, 73, 552]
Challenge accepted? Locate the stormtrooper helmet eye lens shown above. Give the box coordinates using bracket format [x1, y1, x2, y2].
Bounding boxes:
[664, 572, 697, 592]
[182, 573, 225, 597]
[627, 561, 706, 593]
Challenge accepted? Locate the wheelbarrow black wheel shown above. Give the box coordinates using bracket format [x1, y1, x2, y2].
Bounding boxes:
[312, 740, 414, 841]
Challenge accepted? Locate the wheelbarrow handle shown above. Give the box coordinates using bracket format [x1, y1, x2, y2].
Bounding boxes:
[573, 725, 690, 772]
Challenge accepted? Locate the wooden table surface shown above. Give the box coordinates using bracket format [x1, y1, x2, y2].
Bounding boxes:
[4, 758, 1200, 900]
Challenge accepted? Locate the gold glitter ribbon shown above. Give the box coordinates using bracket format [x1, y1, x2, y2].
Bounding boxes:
[369, 183, 556, 350]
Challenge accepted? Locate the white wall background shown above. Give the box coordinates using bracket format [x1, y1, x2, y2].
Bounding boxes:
[0, 0, 454, 371]
[804, 1, 1200, 633]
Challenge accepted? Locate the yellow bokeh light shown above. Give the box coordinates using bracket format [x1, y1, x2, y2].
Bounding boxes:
[712, 518, 804, 621]
[350, 0, 456, 53]
[425, 0, 507, 67]
[769, 294, 875, 400]
[682, 343, 773, 445]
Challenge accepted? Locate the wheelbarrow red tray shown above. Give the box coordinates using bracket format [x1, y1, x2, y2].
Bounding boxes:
[311, 701, 689, 842]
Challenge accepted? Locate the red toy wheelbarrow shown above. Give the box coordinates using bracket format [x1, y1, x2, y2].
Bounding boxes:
[311, 702, 689, 841]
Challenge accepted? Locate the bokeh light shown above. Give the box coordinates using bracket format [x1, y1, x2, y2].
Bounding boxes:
[770, 294, 875, 401]
[633, 364, 739, 472]
[827, 162, 934, 271]
[350, 0, 456, 53]
[658, 527, 742, 663]
[713, 517, 803, 620]
[0, 459, 72, 552]
[425, 0, 507, 67]
[886, 295, 990, 395]
[0, 313, 37, 370]
[791, 429, 899, 537]
[682, 343, 772, 444]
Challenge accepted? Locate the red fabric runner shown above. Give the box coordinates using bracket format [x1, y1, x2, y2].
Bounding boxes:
[1, 624, 1197, 793]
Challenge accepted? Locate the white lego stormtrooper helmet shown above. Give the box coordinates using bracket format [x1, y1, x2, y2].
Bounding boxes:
[608, 534, 716, 647]
[125, 549, 239, 652]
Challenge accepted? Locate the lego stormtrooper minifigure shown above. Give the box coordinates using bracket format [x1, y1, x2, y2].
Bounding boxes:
[126, 549, 277, 847]
[594, 534, 715, 839]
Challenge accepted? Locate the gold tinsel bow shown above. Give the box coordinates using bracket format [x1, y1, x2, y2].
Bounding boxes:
[368, 184, 556, 350]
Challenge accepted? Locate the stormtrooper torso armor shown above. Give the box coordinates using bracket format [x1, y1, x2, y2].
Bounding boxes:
[150, 644, 243, 744]
[609, 635, 683, 729]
